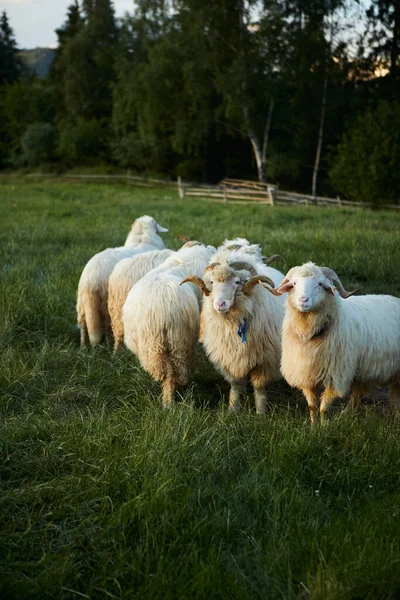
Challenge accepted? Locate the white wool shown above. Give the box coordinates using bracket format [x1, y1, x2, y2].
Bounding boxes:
[77, 215, 168, 346]
[198, 248, 285, 413]
[108, 248, 174, 351]
[280, 263, 400, 422]
[123, 244, 216, 407]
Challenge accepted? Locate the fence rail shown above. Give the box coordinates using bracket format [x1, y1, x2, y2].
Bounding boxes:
[27, 172, 400, 211]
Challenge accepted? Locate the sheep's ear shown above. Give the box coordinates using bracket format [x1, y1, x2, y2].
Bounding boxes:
[156, 222, 168, 233]
[276, 280, 293, 294]
[324, 284, 336, 295]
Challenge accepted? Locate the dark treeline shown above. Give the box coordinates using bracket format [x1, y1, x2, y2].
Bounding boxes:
[0, 0, 400, 205]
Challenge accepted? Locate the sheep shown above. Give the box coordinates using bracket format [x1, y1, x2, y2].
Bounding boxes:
[265, 262, 400, 423]
[214, 237, 284, 266]
[77, 215, 168, 347]
[181, 252, 285, 414]
[108, 248, 174, 353]
[108, 240, 200, 352]
[123, 242, 216, 407]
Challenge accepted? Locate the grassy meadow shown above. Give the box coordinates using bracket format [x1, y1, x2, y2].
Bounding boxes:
[1, 177, 400, 599]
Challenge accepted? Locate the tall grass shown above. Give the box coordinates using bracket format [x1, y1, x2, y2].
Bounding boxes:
[0, 178, 399, 599]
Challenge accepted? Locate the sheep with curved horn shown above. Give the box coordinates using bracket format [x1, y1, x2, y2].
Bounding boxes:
[181, 251, 285, 414]
[264, 262, 400, 423]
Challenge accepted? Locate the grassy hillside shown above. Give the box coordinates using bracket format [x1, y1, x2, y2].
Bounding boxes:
[0, 177, 400, 599]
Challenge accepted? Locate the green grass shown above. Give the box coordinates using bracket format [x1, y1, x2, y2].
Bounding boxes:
[0, 177, 400, 599]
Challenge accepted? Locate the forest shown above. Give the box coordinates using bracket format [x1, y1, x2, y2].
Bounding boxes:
[0, 0, 400, 206]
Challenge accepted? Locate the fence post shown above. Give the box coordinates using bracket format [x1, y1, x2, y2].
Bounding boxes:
[223, 187, 227, 204]
[267, 186, 275, 206]
[178, 176, 185, 199]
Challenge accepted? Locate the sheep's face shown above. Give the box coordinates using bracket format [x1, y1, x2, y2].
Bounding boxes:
[203, 265, 248, 314]
[277, 265, 335, 312]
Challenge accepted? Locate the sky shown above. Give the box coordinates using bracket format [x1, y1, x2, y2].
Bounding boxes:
[0, 0, 134, 49]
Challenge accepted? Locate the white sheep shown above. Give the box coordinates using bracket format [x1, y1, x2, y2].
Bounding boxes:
[123, 242, 216, 407]
[214, 237, 284, 266]
[108, 248, 174, 353]
[77, 215, 168, 346]
[266, 262, 400, 423]
[181, 250, 285, 413]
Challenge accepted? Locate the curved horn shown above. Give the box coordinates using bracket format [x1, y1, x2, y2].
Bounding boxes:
[262, 254, 285, 265]
[319, 267, 359, 298]
[204, 262, 221, 273]
[180, 275, 210, 296]
[229, 261, 258, 276]
[177, 235, 190, 242]
[182, 240, 203, 248]
[226, 243, 243, 251]
[243, 275, 275, 296]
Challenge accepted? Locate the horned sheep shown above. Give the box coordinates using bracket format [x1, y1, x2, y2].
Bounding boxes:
[267, 262, 400, 423]
[77, 215, 168, 347]
[123, 242, 216, 407]
[181, 249, 285, 413]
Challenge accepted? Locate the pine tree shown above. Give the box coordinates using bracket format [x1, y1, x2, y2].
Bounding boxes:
[367, 0, 400, 85]
[0, 11, 23, 85]
[51, 1, 84, 79]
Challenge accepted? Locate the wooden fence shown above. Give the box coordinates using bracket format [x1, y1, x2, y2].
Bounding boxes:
[56, 172, 400, 211]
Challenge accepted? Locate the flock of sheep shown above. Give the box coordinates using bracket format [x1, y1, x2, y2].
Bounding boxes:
[77, 215, 400, 423]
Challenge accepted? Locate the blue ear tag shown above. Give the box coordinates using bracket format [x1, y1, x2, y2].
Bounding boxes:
[237, 318, 247, 343]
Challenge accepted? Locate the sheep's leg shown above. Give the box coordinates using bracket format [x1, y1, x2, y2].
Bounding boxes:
[388, 384, 400, 413]
[228, 378, 247, 413]
[302, 387, 319, 424]
[104, 313, 114, 347]
[320, 387, 339, 423]
[113, 335, 123, 354]
[250, 369, 269, 415]
[344, 385, 369, 413]
[162, 377, 175, 409]
[80, 319, 89, 346]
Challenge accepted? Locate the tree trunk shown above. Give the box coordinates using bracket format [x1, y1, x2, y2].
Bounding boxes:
[312, 60, 328, 198]
[243, 100, 274, 184]
[262, 98, 274, 173]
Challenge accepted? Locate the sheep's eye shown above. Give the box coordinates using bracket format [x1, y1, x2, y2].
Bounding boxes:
[293, 282, 296, 286]
[210, 280, 214, 285]
[234, 280, 240, 285]
[318, 282, 323, 287]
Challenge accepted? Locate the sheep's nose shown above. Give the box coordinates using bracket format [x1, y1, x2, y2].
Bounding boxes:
[300, 296, 310, 303]
[214, 300, 229, 312]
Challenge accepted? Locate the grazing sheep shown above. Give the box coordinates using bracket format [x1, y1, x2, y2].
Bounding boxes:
[108, 248, 174, 353]
[123, 242, 216, 407]
[181, 252, 285, 413]
[266, 262, 400, 423]
[77, 215, 168, 347]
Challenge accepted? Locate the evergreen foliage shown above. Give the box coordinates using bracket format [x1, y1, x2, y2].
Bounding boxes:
[0, 1, 399, 204]
[329, 101, 400, 206]
[20, 122, 56, 166]
[0, 11, 23, 84]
